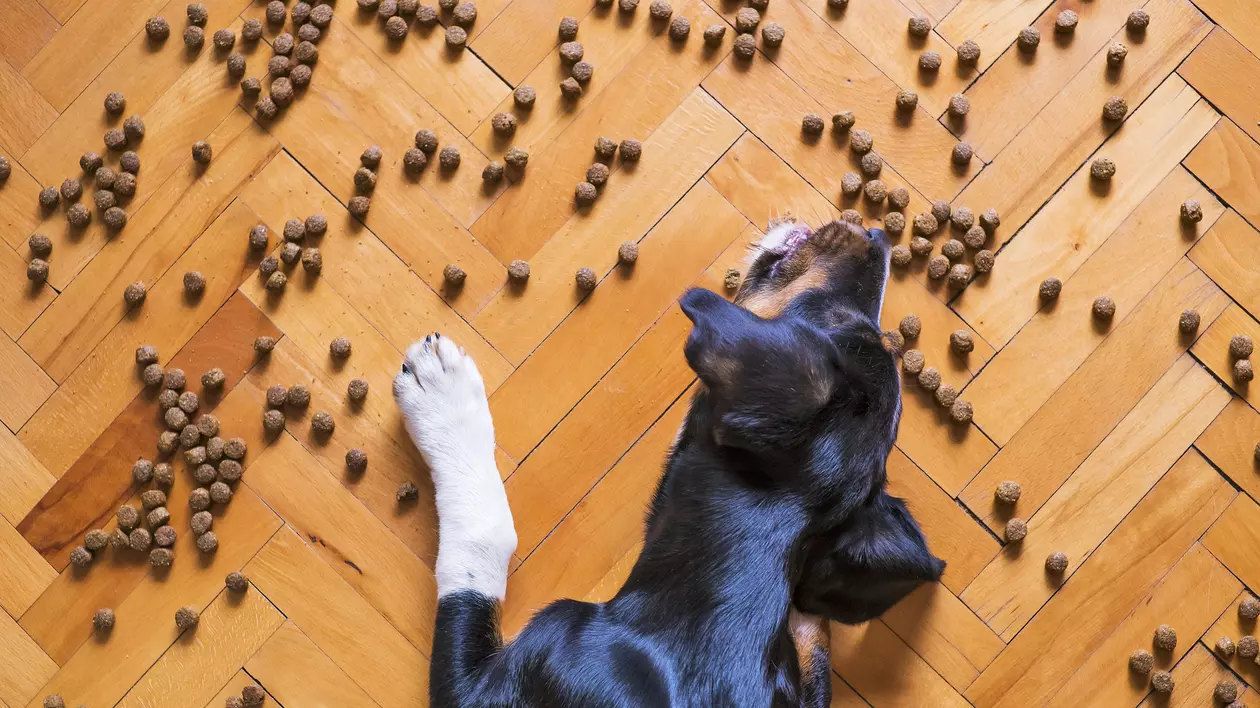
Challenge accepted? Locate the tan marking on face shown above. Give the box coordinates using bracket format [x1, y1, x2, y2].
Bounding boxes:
[737, 266, 830, 319]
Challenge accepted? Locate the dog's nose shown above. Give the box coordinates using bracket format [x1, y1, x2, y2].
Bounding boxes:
[867, 228, 887, 243]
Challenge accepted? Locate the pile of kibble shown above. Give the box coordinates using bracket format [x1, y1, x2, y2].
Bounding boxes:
[250, 212, 327, 293]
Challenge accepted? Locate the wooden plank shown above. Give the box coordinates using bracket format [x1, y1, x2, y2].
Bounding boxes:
[0, 54, 58, 159]
[955, 1, 1213, 245]
[0, 330, 55, 432]
[0, 606, 56, 708]
[0, 0, 59, 70]
[1204, 494, 1260, 598]
[471, 0, 593, 86]
[1203, 590, 1260, 693]
[1136, 644, 1247, 708]
[1049, 546, 1239, 707]
[23, 484, 281, 707]
[1190, 304, 1260, 406]
[487, 180, 750, 458]
[20, 108, 278, 383]
[18, 199, 263, 477]
[472, 89, 744, 364]
[1187, 0, 1260, 58]
[504, 390, 690, 634]
[830, 619, 971, 708]
[949, 0, 1150, 157]
[1196, 398, 1260, 503]
[0, 514, 56, 630]
[244, 433, 439, 651]
[17, 293, 277, 571]
[702, 0, 975, 202]
[200, 671, 259, 708]
[790, 0, 972, 119]
[1179, 27, 1260, 143]
[964, 450, 1234, 708]
[886, 448, 998, 594]
[244, 621, 379, 708]
[959, 259, 1228, 524]
[935, 0, 1052, 74]
[965, 167, 1223, 443]
[237, 153, 513, 392]
[1191, 210, 1260, 319]
[471, 25, 732, 263]
[954, 81, 1218, 350]
[0, 423, 54, 529]
[116, 585, 285, 708]
[246, 527, 430, 707]
[1183, 118, 1260, 229]
[880, 582, 1005, 692]
[962, 355, 1229, 638]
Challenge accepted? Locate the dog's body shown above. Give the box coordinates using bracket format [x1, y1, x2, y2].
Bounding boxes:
[394, 220, 945, 708]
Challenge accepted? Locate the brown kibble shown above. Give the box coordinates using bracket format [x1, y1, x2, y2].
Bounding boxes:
[950, 399, 973, 423]
[1107, 42, 1128, 66]
[255, 97, 277, 120]
[385, 16, 408, 39]
[38, 185, 60, 209]
[187, 2, 208, 25]
[443, 263, 466, 287]
[902, 349, 925, 375]
[973, 250, 993, 273]
[883, 329, 905, 351]
[67, 203, 92, 228]
[890, 245, 911, 267]
[1127, 9, 1149, 32]
[353, 167, 377, 194]
[917, 366, 941, 391]
[1240, 635, 1260, 658]
[896, 89, 919, 111]
[206, 437, 224, 462]
[311, 410, 335, 435]
[154, 525, 177, 547]
[507, 259, 531, 283]
[670, 16, 691, 41]
[1102, 96, 1127, 122]
[348, 196, 371, 217]
[941, 239, 964, 261]
[263, 408, 286, 434]
[801, 113, 825, 135]
[147, 16, 170, 40]
[831, 111, 855, 132]
[346, 448, 368, 474]
[1042, 552, 1068, 574]
[1092, 295, 1115, 320]
[1090, 157, 1115, 180]
[1216, 635, 1235, 657]
[129, 527, 152, 552]
[182, 271, 206, 297]
[124, 281, 147, 307]
[934, 383, 957, 407]
[1054, 9, 1077, 33]
[1237, 359, 1255, 383]
[952, 142, 973, 165]
[735, 7, 760, 33]
[491, 112, 517, 137]
[504, 147, 529, 172]
[1017, 26, 1039, 51]
[143, 363, 165, 388]
[180, 424, 201, 449]
[438, 146, 461, 170]
[1230, 334, 1253, 359]
[1153, 624, 1177, 651]
[147, 506, 171, 528]
[733, 33, 756, 58]
[918, 50, 941, 71]
[716, 267, 737, 292]
[345, 378, 369, 403]
[927, 255, 949, 280]
[1039, 276, 1062, 300]
[226, 571, 248, 592]
[69, 546, 92, 568]
[950, 329, 974, 354]
[93, 608, 115, 631]
[1179, 200, 1202, 224]
[907, 15, 930, 37]
[948, 263, 973, 289]
[155, 462, 174, 487]
[150, 547, 174, 567]
[175, 606, 200, 630]
[254, 336, 277, 355]
[1150, 671, 1173, 693]
[840, 172, 861, 197]
[403, 148, 428, 174]
[117, 505, 141, 531]
[196, 531, 218, 553]
[1129, 648, 1154, 675]
[84, 529, 109, 552]
[649, 0, 672, 19]
[103, 206, 128, 231]
[956, 39, 980, 65]
[81, 151, 103, 172]
[1216, 680, 1239, 704]
[559, 41, 584, 63]
[397, 481, 419, 501]
[298, 247, 321, 275]
[913, 214, 938, 238]
[120, 150, 140, 175]
[60, 178, 82, 202]
[184, 25, 205, 49]
[559, 15, 579, 40]
[328, 337, 352, 359]
[452, 0, 477, 26]
[513, 87, 537, 110]
[860, 151, 882, 178]
[157, 430, 179, 455]
[948, 94, 970, 117]
[191, 141, 212, 165]
[135, 345, 158, 367]
[897, 314, 921, 340]
[27, 259, 49, 284]
[287, 384, 310, 407]
[560, 77, 583, 99]
[575, 181, 598, 206]
[218, 458, 243, 482]
[210, 481, 232, 505]
[1240, 596, 1260, 620]
[241, 685, 266, 706]
[849, 129, 873, 154]
[141, 489, 167, 511]
[576, 267, 598, 291]
[586, 163, 611, 188]
[242, 18, 262, 41]
[995, 480, 1021, 504]
[43, 697, 66, 708]
[224, 437, 247, 460]
[213, 28, 235, 50]
[884, 211, 905, 234]
[1004, 517, 1027, 542]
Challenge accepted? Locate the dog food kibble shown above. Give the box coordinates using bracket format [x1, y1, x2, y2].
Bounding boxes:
[181, 270, 207, 297]
[265, 269, 288, 293]
[67, 202, 91, 227]
[970, 248, 992, 273]
[143, 363, 165, 387]
[1039, 276, 1062, 300]
[569, 59, 594, 83]
[154, 525, 177, 548]
[286, 384, 310, 408]
[934, 383, 958, 408]
[300, 247, 322, 274]
[1230, 334, 1253, 359]
[801, 113, 825, 136]
[840, 209, 861, 225]
[311, 410, 335, 436]
[941, 239, 964, 261]
[733, 32, 757, 58]
[335, 448, 368, 478]
[849, 129, 874, 155]
[104, 91, 127, 116]
[575, 181, 598, 206]
[163, 368, 186, 391]
[1090, 157, 1115, 180]
[187, 2, 208, 25]
[255, 96, 278, 120]
[196, 531, 219, 553]
[129, 527, 152, 552]
[262, 408, 286, 434]
[1005, 518, 1028, 542]
[27, 259, 50, 284]
[1054, 9, 1078, 33]
[902, 349, 925, 375]
[149, 547, 173, 567]
[189, 141, 212, 166]
[1240, 635, 1260, 658]
[38, 185, 61, 209]
[1149, 671, 1174, 694]
[918, 366, 941, 391]
[242, 17, 262, 41]
[437, 264, 466, 290]
[918, 50, 942, 72]
[574, 267, 598, 291]
[83, 529, 110, 552]
[648, 0, 672, 19]
[840, 172, 862, 196]
[1240, 359, 1257, 383]
[956, 39, 981, 65]
[122, 281, 147, 308]
[254, 336, 278, 357]
[1128, 648, 1154, 675]
[219, 458, 243, 482]
[69, 546, 93, 569]
[272, 76, 297, 107]
[1216, 681, 1239, 703]
[957, 226, 984, 250]
[401, 147, 429, 174]
[1238, 596, 1260, 620]
[884, 212, 906, 234]
[947, 264, 973, 288]
[1090, 295, 1116, 320]
[224, 571, 248, 594]
[263, 0, 286, 23]
[147, 506, 171, 528]
[184, 25, 205, 49]
[175, 606, 200, 630]
[1177, 199, 1204, 224]
[382, 15, 407, 39]
[907, 15, 931, 37]
[209, 481, 232, 505]
[1153, 624, 1177, 651]
[213, 28, 235, 50]
[103, 206, 128, 231]
[396, 481, 420, 502]
[927, 255, 949, 280]
[884, 329, 905, 351]
[697, 24, 725, 47]
[201, 368, 226, 391]
[860, 152, 882, 178]
[1017, 26, 1040, 52]
[951, 142, 974, 166]
[437, 146, 461, 171]
[158, 430, 179, 455]
[348, 195, 371, 217]
[240, 685, 266, 707]
[506, 259, 532, 284]
[135, 344, 160, 367]
[734, 7, 760, 33]
[1102, 96, 1128, 122]
[1127, 9, 1149, 31]
[950, 399, 973, 423]
[950, 329, 974, 353]
[220, 436, 246, 461]
[206, 436, 224, 462]
[831, 112, 855, 133]
[325, 337, 352, 360]
[890, 245, 912, 267]
[353, 167, 377, 194]
[43, 697, 65, 708]
[147, 16, 171, 40]
[1216, 636, 1235, 657]
[760, 22, 784, 47]
[141, 489, 167, 510]
[196, 414, 219, 439]
[994, 480, 1022, 504]
[155, 462, 174, 486]
[864, 179, 887, 203]
[93, 607, 115, 632]
[240, 77, 262, 96]
[1039, 552, 1069, 575]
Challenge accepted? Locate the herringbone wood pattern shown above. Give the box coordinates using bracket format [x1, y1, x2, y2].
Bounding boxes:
[1, 0, 1259, 705]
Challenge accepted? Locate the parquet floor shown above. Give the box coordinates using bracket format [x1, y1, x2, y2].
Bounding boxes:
[1, 0, 1259, 704]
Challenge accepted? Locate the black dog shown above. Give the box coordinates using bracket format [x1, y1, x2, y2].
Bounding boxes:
[393, 219, 945, 707]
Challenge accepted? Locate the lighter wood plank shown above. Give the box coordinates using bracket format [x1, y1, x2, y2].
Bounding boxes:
[935, 0, 1050, 74]
[959, 259, 1228, 525]
[0, 330, 55, 432]
[1050, 546, 1239, 707]
[881, 581, 1004, 692]
[1195, 398, 1260, 504]
[1188, 0, 1260, 58]
[471, 0, 596, 86]
[0, 423, 54, 528]
[0, 0, 59, 69]
[245, 434, 439, 651]
[1183, 117, 1260, 229]
[244, 621, 379, 708]
[0, 607, 55, 708]
[23, 485, 281, 707]
[1179, 27, 1260, 145]
[472, 20, 732, 263]
[965, 166, 1223, 443]
[246, 527, 430, 707]
[20, 108, 277, 383]
[18, 199, 262, 477]
[473, 89, 744, 364]
[1204, 494, 1260, 599]
[955, 0, 1213, 245]
[1191, 210, 1260, 319]
[830, 619, 971, 707]
[117, 586, 285, 708]
[1136, 644, 1246, 707]
[964, 450, 1234, 708]
[962, 355, 1229, 639]
[488, 180, 750, 458]
[237, 152, 512, 391]
[0, 53, 57, 158]
[0, 513, 57, 621]
[1191, 304, 1260, 406]
[1203, 590, 1260, 693]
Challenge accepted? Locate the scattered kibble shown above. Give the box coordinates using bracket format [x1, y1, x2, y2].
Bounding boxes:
[43, 697, 65, 708]
[1039, 276, 1062, 300]
[950, 329, 974, 354]
[1092, 296, 1115, 320]
[1179, 309, 1200, 333]
[1129, 648, 1154, 675]
[1150, 671, 1173, 694]
[118, 505, 141, 531]
[927, 255, 949, 280]
[1004, 518, 1027, 542]
[187, 2, 208, 25]
[147, 507, 171, 528]
[254, 336, 277, 354]
[947, 264, 972, 289]
[242, 18, 262, 41]
[704, 24, 725, 46]
[143, 363, 165, 387]
[902, 349, 925, 375]
[918, 366, 941, 392]
[1178, 200, 1203, 224]
[438, 146, 461, 171]
[1044, 552, 1068, 573]
[735, 7, 760, 33]
[507, 259, 531, 283]
[669, 17, 691, 41]
[129, 527, 152, 552]
[890, 245, 911, 267]
[287, 384, 310, 407]
[918, 50, 941, 71]
[1102, 96, 1127, 122]
[346, 448, 369, 474]
[1054, 10, 1077, 33]
[150, 547, 174, 567]
[1127, 9, 1149, 32]
[801, 113, 825, 135]
[397, 481, 419, 501]
[733, 33, 756, 58]
[1240, 635, 1259, 658]
[1107, 42, 1127, 66]
[213, 28, 235, 50]
[225, 571, 248, 592]
[575, 181, 598, 205]
[349, 196, 371, 217]
[884, 212, 905, 234]
[27, 259, 49, 284]
[941, 239, 964, 261]
[311, 410, 335, 436]
[1216, 680, 1239, 704]
[587, 162, 610, 187]
[840, 173, 862, 196]
[850, 129, 873, 154]
[197, 531, 219, 553]
[30, 233, 55, 258]
[1153, 624, 1177, 651]
[1216, 636, 1235, 657]
[907, 15, 930, 37]
[576, 267, 598, 291]
[884, 329, 905, 351]
[385, 16, 408, 39]
[184, 25, 205, 49]
[1237, 359, 1255, 382]
[154, 525, 177, 547]
[1230, 334, 1253, 359]
[860, 152, 882, 178]
[175, 606, 200, 630]
[442, 263, 466, 288]
[934, 383, 957, 407]
[957, 40, 980, 65]
[952, 142, 973, 165]
[995, 480, 1021, 504]
[141, 489, 167, 510]
[1017, 27, 1040, 52]
[146, 16, 170, 40]
[947, 94, 970, 118]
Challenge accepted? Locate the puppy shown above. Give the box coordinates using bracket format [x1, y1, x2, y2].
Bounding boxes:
[394, 219, 945, 707]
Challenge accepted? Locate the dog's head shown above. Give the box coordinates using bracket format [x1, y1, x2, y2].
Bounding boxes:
[680, 219, 943, 624]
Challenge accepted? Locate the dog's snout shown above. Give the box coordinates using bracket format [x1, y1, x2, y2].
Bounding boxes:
[866, 228, 887, 243]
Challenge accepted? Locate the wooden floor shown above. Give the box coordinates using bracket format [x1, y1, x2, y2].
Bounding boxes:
[1, 0, 1259, 705]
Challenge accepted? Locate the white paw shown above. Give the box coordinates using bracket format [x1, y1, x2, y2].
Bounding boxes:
[393, 333, 494, 473]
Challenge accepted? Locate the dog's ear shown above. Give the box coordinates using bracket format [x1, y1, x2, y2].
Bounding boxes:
[680, 287, 757, 395]
[794, 491, 945, 624]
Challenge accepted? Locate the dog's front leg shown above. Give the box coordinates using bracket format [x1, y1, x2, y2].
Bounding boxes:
[394, 334, 517, 706]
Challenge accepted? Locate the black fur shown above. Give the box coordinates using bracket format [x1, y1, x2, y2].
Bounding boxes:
[430, 221, 945, 707]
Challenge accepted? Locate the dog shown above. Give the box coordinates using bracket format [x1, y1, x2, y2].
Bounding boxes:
[393, 219, 945, 707]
